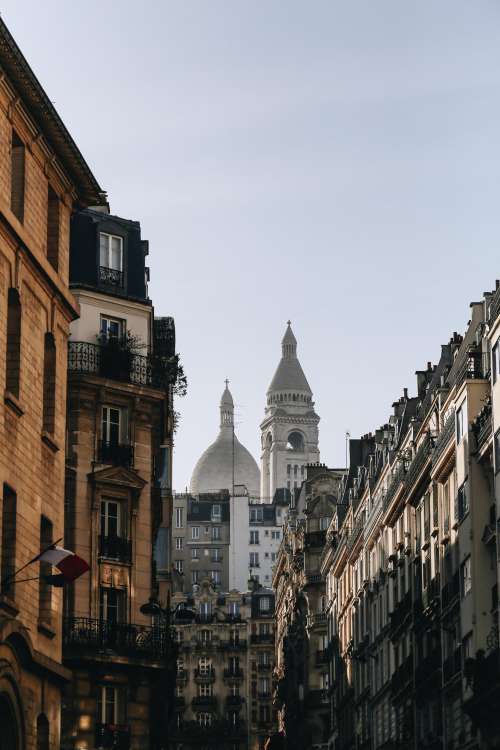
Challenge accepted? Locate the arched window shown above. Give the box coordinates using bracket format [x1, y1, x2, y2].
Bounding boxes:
[0, 694, 19, 750]
[36, 714, 49, 750]
[286, 431, 304, 452]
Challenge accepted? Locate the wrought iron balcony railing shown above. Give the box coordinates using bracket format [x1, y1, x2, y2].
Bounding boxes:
[391, 655, 413, 697]
[250, 633, 274, 644]
[304, 530, 326, 548]
[99, 265, 124, 288]
[63, 617, 168, 660]
[194, 667, 216, 682]
[432, 410, 455, 467]
[488, 285, 500, 325]
[443, 645, 462, 683]
[191, 695, 217, 708]
[384, 461, 407, 511]
[257, 662, 272, 672]
[441, 571, 460, 610]
[455, 350, 490, 389]
[225, 694, 244, 706]
[98, 440, 134, 468]
[98, 534, 132, 563]
[404, 433, 433, 492]
[68, 341, 168, 389]
[95, 723, 130, 750]
[223, 668, 244, 680]
[218, 639, 247, 651]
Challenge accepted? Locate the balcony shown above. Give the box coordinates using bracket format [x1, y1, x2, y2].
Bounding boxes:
[384, 461, 407, 511]
[304, 572, 322, 585]
[304, 530, 326, 548]
[194, 667, 216, 683]
[98, 534, 132, 563]
[346, 516, 364, 554]
[68, 341, 169, 389]
[218, 639, 247, 651]
[257, 662, 272, 672]
[391, 655, 413, 698]
[415, 649, 441, 686]
[473, 402, 492, 454]
[432, 410, 455, 468]
[455, 350, 490, 389]
[389, 591, 412, 638]
[316, 649, 328, 666]
[63, 617, 168, 660]
[170, 719, 247, 740]
[443, 646, 462, 683]
[223, 668, 244, 681]
[307, 612, 327, 629]
[441, 571, 460, 610]
[304, 689, 329, 709]
[99, 265, 124, 288]
[174, 697, 185, 709]
[250, 633, 274, 644]
[95, 723, 130, 750]
[226, 694, 244, 706]
[257, 691, 272, 700]
[192, 695, 217, 709]
[404, 433, 433, 494]
[463, 647, 500, 737]
[98, 440, 134, 468]
[488, 284, 500, 325]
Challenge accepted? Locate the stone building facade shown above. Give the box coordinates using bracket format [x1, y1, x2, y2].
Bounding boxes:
[168, 580, 277, 750]
[0, 18, 104, 750]
[61, 208, 177, 750]
[317, 286, 499, 750]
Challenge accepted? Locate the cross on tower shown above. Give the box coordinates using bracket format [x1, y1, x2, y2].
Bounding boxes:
[225, 378, 229, 388]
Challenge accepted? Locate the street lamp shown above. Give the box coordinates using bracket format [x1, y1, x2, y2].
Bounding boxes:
[140, 595, 196, 750]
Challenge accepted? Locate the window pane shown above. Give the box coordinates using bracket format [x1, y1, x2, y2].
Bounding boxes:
[111, 237, 122, 270]
[99, 233, 109, 266]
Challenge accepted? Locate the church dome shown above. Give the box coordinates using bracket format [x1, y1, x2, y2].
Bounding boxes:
[190, 383, 260, 497]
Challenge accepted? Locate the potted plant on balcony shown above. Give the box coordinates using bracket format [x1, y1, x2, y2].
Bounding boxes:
[97, 332, 144, 381]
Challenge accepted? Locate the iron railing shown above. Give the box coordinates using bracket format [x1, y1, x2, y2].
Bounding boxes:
[441, 571, 460, 610]
[223, 668, 244, 680]
[95, 723, 130, 750]
[304, 530, 326, 548]
[250, 634, 274, 644]
[63, 617, 168, 659]
[455, 350, 490, 389]
[68, 341, 168, 389]
[384, 461, 407, 511]
[98, 440, 134, 467]
[346, 515, 364, 553]
[218, 639, 247, 651]
[99, 265, 124, 287]
[194, 667, 216, 682]
[405, 433, 433, 491]
[98, 534, 132, 563]
[432, 410, 455, 467]
[191, 696, 217, 708]
[488, 285, 500, 325]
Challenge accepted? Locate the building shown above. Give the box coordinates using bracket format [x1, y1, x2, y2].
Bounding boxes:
[315, 284, 500, 750]
[168, 579, 276, 750]
[61, 207, 178, 750]
[260, 323, 320, 502]
[0, 18, 104, 750]
[272, 465, 344, 750]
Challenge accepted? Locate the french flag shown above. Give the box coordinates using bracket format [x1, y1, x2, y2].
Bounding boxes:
[39, 546, 89, 586]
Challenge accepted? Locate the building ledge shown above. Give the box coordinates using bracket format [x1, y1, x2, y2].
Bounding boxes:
[41, 431, 60, 452]
[4, 390, 24, 417]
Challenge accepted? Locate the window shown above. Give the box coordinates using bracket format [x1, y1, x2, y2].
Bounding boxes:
[192, 570, 199, 585]
[192, 526, 200, 540]
[249, 507, 263, 523]
[100, 499, 122, 538]
[199, 602, 211, 621]
[191, 547, 199, 559]
[100, 232, 123, 271]
[493, 340, 499, 384]
[174, 560, 184, 574]
[46, 185, 60, 270]
[286, 431, 304, 451]
[212, 526, 221, 540]
[97, 685, 124, 726]
[456, 482, 469, 523]
[39, 516, 53, 624]
[100, 315, 125, 340]
[10, 130, 25, 221]
[456, 402, 465, 443]
[461, 557, 472, 597]
[260, 705, 271, 722]
[259, 596, 271, 613]
[250, 530, 259, 545]
[228, 601, 240, 618]
[211, 548, 221, 562]
[495, 429, 500, 474]
[101, 406, 124, 445]
[6, 288, 21, 398]
[287, 464, 291, 476]
[250, 552, 259, 568]
[198, 657, 211, 675]
[258, 677, 270, 696]
[99, 587, 126, 624]
[175, 508, 184, 528]
[271, 553, 277, 562]
[1, 485, 16, 596]
[201, 629, 211, 643]
[210, 570, 221, 585]
[175, 537, 183, 550]
[211, 504, 221, 522]
[41, 334, 57, 434]
[271, 530, 280, 540]
[259, 651, 270, 666]
[319, 516, 329, 531]
[197, 713, 212, 727]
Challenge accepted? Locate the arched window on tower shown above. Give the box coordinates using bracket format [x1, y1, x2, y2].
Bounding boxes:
[286, 431, 304, 452]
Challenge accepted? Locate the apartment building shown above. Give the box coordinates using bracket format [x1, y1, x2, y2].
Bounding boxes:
[318, 286, 500, 750]
[169, 580, 277, 750]
[0, 18, 104, 750]
[272, 465, 344, 750]
[61, 208, 178, 750]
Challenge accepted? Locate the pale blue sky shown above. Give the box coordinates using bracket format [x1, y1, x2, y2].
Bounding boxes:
[5, 1, 500, 489]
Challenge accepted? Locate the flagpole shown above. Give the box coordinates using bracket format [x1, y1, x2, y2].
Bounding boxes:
[0, 536, 63, 588]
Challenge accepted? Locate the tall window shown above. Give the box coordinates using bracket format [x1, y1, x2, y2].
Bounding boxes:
[191, 547, 199, 559]
[100, 233, 123, 270]
[100, 315, 125, 340]
[192, 526, 200, 540]
[210, 570, 221, 585]
[100, 499, 122, 538]
[199, 602, 211, 621]
[492, 340, 499, 384]
[192, 570, 199, 585]
[6, 289, 21, 398]
[1, 485, 16, 596]
[259, 596, 270, 613]
[456, 482, 469, 523]
[211, 548, 221, 562]
[460, 557, 472, 598]
[97, 685, 124, 726]
[198, 657, 211, 675]
[99, 587, 125, 624]
[211, 504, 221, 522]
[39, 516, 53, 624]
[174, 559, 184, 574]
[197, 713, 212, 727]
[10, 130, 25, 222]
[101, 406, 124, 445]
[175, 537, 183, 550]
[46, 185, 60, 270]
[228, 601, 239, 618]
[250, 530, 259, 545]
[319, 516, 329, 530]
[212, 526, 221, 540]
[250, 552, 259, 567]
[175, 508, 184, 528]
[42, 333, 56, 434]
[456, 402, 465, 443]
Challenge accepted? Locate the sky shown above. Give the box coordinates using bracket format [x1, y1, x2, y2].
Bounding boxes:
[4, 1, 500, 489]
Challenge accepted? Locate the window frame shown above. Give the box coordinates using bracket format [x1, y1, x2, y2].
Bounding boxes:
[99, 232, 123, 271]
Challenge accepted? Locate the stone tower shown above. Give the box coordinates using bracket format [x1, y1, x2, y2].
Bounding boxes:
[260, 322, 320, 501]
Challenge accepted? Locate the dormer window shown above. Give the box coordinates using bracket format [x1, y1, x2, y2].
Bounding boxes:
[99, 232, 123, 287]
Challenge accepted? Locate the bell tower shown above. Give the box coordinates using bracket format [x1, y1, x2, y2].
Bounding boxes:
[260, 322, 320, 501]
